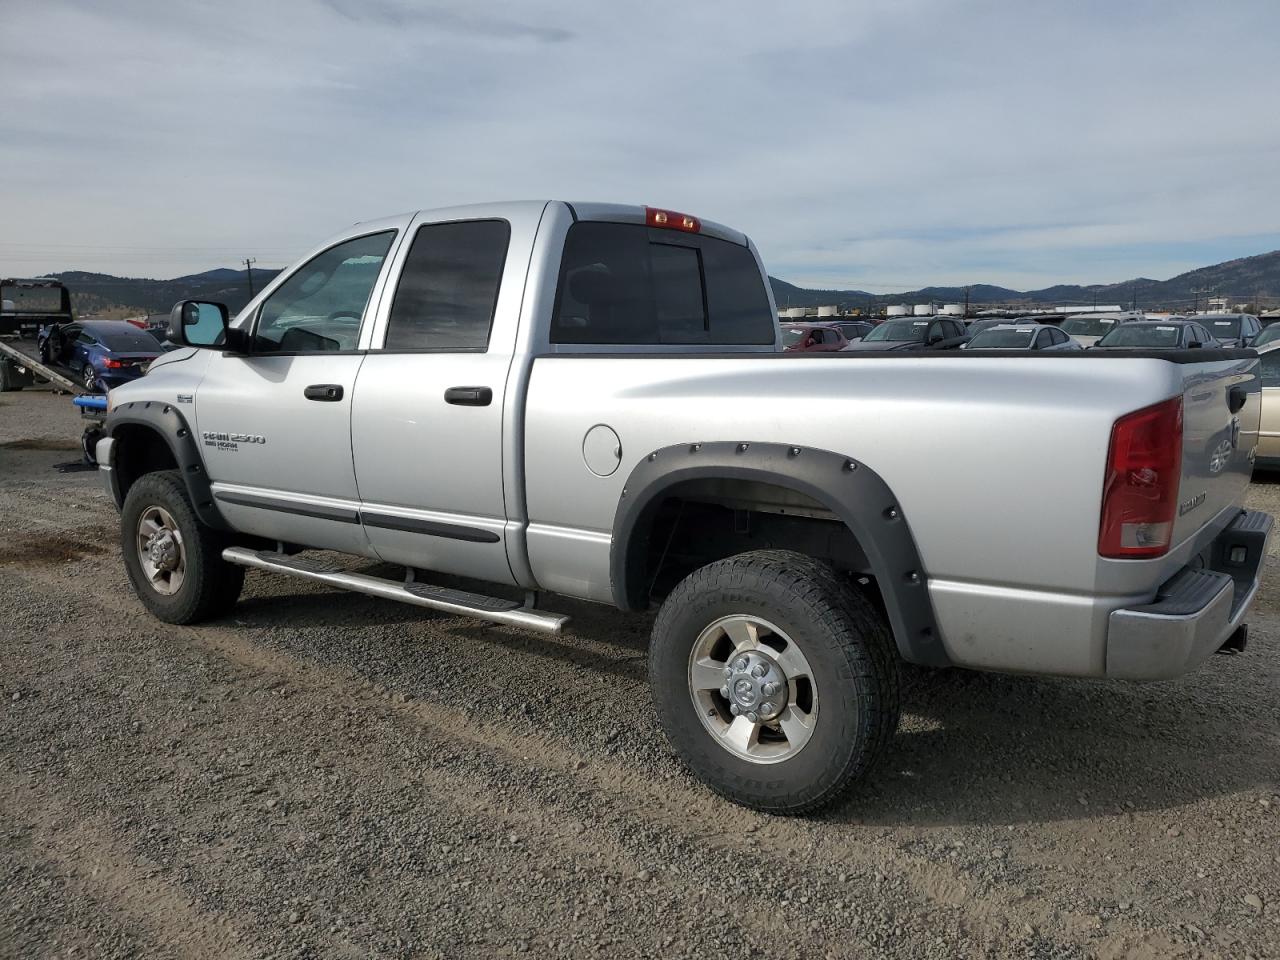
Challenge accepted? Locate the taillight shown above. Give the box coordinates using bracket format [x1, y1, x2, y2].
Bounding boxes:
[645, 206, 700, 233]
[103, 358, 124, 369]
[1098, 396, 1183, 558]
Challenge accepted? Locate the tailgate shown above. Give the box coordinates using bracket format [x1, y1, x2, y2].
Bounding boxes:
[1172, 353, 1260, 549]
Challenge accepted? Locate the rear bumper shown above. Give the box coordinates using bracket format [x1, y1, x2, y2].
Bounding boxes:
[1106, 509, 1272, 679]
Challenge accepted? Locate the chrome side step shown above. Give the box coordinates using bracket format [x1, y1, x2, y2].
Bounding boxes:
[222, 547, 570, 635]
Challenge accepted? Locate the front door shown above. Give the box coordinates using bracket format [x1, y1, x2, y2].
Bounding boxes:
[195, 229, 401, 555]
[351, 215, 518, 584]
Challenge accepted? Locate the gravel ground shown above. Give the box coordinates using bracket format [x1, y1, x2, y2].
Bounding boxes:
[1, 385, 1277, 960]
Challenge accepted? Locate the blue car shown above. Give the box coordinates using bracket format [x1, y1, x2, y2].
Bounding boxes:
[39, 320, 165, 392]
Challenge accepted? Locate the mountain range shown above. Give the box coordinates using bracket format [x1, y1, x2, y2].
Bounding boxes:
[43, 247, 1280, 318]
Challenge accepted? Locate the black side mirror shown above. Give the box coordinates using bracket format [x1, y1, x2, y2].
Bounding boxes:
[168, 300, 247, 352]
[1188, 340, 1203, 349]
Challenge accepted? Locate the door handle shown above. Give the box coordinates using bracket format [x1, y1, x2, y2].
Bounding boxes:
[304, 384, 344, 402]
[1228, 384, 1247, 414]
[444, 386, 492, 407]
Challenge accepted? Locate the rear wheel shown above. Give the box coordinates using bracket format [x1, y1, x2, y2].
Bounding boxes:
[121, 470, 243, 624]
[649, 550, 900, 814]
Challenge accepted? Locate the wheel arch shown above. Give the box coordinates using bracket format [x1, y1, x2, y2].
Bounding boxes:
[107, 400, 229, 531]
[610, 441, 948, 667]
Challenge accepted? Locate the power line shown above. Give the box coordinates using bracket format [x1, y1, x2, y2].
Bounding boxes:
[243, 258, 257, 298]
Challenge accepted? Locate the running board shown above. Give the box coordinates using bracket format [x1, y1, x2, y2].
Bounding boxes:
[221, 547, 570, 634]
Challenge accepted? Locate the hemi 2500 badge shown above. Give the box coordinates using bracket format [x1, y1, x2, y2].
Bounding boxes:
[202, 431, 266, 451]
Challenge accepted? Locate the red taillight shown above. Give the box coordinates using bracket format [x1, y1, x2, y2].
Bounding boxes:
[1098, 396, 1183, 558]
[645, 206, 700, 233]
[103, 358, 125, 369]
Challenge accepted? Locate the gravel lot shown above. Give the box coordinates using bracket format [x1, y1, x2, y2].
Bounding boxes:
[1, 385, 1277, 960]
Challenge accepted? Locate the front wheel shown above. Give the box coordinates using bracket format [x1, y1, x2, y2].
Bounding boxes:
[649, 550, 901, 815]
[82, 363, 99, 392]
[121, 470, 244, 624]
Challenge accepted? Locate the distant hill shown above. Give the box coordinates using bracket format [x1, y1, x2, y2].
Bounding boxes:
[36, 248, 1280, 319]
[768, 248, 1280, 312]
[50, 268, 282, 318]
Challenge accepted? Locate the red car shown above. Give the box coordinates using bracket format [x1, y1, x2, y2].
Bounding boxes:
[781, 323, 849, 352]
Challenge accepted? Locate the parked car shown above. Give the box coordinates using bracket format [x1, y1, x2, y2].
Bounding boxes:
[844, 316, 967, 351]
[964, 324, 1082, 351]
[1251, 323, 1280, 349]
[1256, 343, 1280, 470]
[38, 320, 164, 392]
[98, 200, 1270, 814]
[1060, 311, 1145, 347]
[782, 323, 848, 352]
[829, 320, 874, 342]
[1091, 320, 1220, 350]
[778, 323, 849, 353]
[1197, 313, 1261, 348]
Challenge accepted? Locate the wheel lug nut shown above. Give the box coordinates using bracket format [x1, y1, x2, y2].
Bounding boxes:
[751, 664, 767, 678]
[723, 667, 732, 677]
[764, 681, 779, 697]
[746, 711, 758, 723]
[733, 658, 748, 672]
[730, 703, 741, 716]
[719, 685, 730, 699]
[760, 702, 775, 716]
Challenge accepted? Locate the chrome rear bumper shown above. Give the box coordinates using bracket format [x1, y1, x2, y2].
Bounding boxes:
[1106, 509, 1272, 679]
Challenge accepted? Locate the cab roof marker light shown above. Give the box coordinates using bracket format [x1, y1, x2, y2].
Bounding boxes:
[645, 206, 701, 233]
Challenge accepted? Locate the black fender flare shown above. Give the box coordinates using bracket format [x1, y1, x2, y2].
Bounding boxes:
[106, 399, 229, 531]
[610, 441, 948, 667]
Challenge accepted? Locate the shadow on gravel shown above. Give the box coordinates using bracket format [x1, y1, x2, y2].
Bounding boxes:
[828, 664, 1271, 827]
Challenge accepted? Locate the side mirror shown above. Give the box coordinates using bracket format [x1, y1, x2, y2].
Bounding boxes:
[927, 333, 943, 345]
[168, 300, 247, 352]
[1188, 340, 1203, 349]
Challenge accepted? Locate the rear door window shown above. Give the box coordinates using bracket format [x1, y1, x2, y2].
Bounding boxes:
[551, 222, 773, 345]
[381, 220, 510, 351]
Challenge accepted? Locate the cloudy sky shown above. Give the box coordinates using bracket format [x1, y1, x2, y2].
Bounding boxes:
[3, 0, 1279, 292]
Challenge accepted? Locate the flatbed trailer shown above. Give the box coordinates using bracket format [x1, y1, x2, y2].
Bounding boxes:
[0, 336, 86, 394]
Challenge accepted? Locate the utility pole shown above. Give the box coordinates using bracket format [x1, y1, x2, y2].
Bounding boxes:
[243, 257, 257, 298]
[963, 285, 971, 319]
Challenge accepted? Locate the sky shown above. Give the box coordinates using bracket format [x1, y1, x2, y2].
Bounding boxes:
[2, 0, 1279, 293]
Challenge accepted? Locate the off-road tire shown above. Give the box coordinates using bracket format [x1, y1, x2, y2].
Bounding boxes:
[650, 550, 901, 815]
[121, 470, 244, 624]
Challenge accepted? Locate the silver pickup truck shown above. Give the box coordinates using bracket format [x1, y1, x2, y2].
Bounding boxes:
[97, 201, 1272, 814]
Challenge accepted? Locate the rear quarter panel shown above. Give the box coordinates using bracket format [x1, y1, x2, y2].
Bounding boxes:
[522, 353, 1228, 675]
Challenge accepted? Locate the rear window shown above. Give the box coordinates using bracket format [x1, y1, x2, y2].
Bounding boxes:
[1209, 318, 1242, 337]
[864, 319, 929, 342]
[550, 222, 773, 345]
[968, 328, 1035, 348]
[97, 328, 164, 352]
[1097, 325, 1181, 347]
[1062, 317, 1118, 337]
[1, 284, 63, 313]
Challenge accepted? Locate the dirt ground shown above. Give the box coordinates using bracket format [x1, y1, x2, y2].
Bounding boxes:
[1, 384, 1277, 960]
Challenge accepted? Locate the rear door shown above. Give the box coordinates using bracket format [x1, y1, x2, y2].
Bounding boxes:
[1257, 351, 1280, 461]
[350, 211, 528, 584]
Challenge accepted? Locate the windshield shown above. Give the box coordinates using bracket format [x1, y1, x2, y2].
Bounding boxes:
[97, 329, 164, 352]
[782, 327, 808, 347]
[1207, 317, 1242, 338]
[968, 328, 1036, 348]
[1097, 324, 1181, 347]
[1062, 316, 1118, 337]
[864, 319, 929, 342]
[1253, 325, 1280, 348]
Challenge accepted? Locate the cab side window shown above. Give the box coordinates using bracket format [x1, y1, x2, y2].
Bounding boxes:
[381, 220, 511, 351]
[254, 231, 396, 354]
[1036, 328, 1052, 348]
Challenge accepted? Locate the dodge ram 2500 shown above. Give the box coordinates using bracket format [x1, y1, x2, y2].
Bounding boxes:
[97, 201, 1272, 814]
